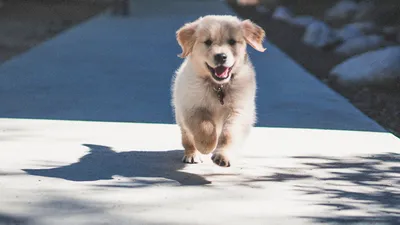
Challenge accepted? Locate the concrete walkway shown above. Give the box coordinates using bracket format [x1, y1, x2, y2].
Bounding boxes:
[0, 0, 399, 224]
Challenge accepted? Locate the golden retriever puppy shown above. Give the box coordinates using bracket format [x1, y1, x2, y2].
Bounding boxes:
[171, 15, 266, 167]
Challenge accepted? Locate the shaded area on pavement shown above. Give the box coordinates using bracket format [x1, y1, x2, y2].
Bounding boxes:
[245, 152, 400, 225]
[23, 144, 211, 186]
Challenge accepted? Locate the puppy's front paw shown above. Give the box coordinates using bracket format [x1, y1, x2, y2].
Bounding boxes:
[211, 152, 230, 167]
[182, 153, 202, 164]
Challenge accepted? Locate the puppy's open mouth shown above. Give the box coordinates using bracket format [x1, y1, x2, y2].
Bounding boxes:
[206, 63, 233, 81]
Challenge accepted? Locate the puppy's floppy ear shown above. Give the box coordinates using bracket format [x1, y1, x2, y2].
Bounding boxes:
[241, 19, 266, 52]
[176, 20, 199, 58]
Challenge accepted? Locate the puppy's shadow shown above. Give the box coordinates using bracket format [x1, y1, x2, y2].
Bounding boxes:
[23, 144, 211, 186]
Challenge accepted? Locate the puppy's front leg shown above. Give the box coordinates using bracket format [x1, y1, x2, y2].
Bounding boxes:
[212, 122, 250, 167]
[186, 108, 218, 155]
[181, 128, 202, 164]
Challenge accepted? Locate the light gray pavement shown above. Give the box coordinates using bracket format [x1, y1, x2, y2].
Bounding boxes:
[0, 0, 399, 224]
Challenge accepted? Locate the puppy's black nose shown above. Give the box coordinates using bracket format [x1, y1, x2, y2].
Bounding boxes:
[214, 53, 227, 65]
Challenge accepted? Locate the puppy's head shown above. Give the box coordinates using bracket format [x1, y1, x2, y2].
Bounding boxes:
[176, 15, 266, 84]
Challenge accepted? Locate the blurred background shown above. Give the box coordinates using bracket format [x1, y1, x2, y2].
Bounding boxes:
[0, 0, 399, 137]
[232, 0, 400, 138]
[0, 0, 112, 62]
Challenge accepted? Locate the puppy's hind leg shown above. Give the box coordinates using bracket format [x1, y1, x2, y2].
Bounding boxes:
[181, 128, 202, 164]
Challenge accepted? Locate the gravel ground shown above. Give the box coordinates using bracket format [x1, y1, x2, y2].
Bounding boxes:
[228, 0, 400, 137]
[0, 0, 112, 62]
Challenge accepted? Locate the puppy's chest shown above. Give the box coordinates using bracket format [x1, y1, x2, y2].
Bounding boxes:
[204, 87, 237, 113]
[187, 81, 240, 111]
[211, 85, 229, 106]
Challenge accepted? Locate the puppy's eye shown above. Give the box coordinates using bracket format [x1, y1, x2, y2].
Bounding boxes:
[228, 39, 236, 46]
[204, 39, 212, 46]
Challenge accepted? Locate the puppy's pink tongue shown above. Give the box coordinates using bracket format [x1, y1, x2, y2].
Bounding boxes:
[215, 66, 229, 78]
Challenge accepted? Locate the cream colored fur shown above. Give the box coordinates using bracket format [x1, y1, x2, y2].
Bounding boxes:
[171, 15, 266, 167]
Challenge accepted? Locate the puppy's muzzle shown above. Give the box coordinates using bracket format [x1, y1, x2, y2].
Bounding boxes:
[214, 53, 227, 65]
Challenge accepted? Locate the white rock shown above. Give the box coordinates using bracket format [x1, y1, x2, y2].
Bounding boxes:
[330, 46, 400, 85]
[348, 22, 378, 34]
[335, 35, 390, 57]
[272, 6, 293, 22]
[303, 21, 339, 48]
[336, 24, 364, 41]
[324, 0, 359, 22]
[353, 1, 375, 21]
[236, 0, 259, 5]
[290, 16, 317, 27]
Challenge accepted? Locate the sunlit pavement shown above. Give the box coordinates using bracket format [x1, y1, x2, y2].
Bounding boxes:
[0, 1, 399, 224]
